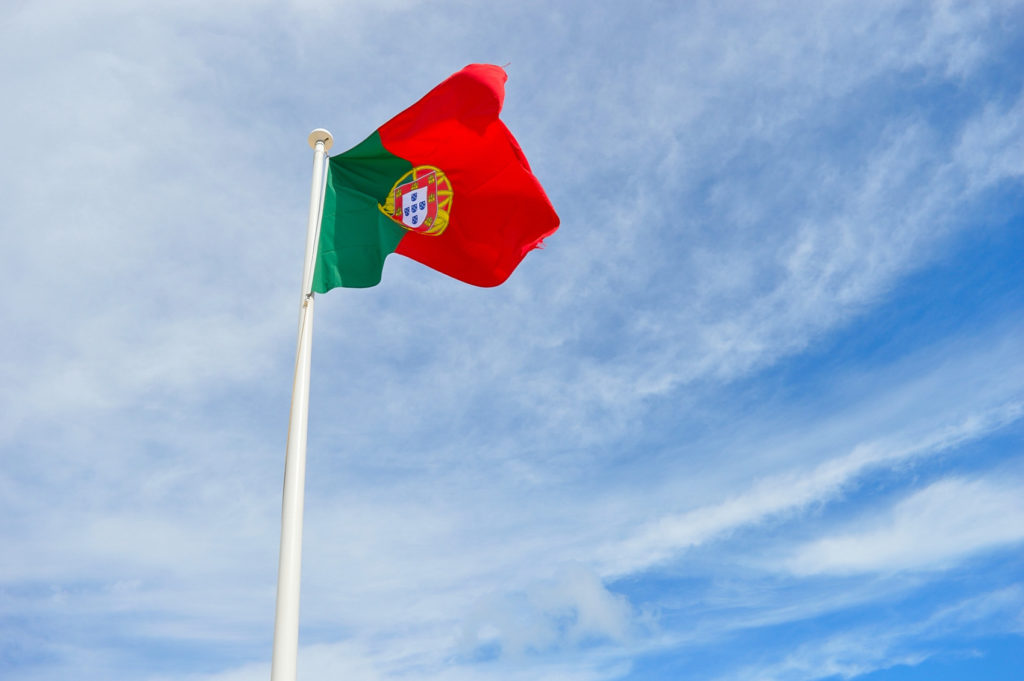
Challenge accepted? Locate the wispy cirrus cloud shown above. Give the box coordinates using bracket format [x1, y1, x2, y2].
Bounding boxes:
[782, 475, 1024, 576]
[596, 400, 1023, 578]
[720, 586, 1024, 681]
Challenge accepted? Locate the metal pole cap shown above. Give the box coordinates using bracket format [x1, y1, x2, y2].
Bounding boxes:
[308, 129, 334, 152]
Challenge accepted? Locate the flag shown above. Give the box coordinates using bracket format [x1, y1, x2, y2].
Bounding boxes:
[311, 64, 560, 291]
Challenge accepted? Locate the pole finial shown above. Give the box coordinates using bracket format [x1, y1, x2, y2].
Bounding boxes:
[308, 128, 333, 152]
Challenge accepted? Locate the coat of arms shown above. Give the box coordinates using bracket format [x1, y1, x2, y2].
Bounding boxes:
[380, 166, 452, 236]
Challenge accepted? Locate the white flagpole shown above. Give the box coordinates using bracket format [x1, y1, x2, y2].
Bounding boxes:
[271, 128, 333, 681]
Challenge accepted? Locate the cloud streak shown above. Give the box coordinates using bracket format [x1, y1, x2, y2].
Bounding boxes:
[783, 475, 1024, 575]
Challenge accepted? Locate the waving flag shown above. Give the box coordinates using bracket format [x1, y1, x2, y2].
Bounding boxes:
[312, 64, 560, 291]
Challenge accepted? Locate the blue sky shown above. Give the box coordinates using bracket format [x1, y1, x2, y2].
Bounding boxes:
[1, 1, 1022, 680]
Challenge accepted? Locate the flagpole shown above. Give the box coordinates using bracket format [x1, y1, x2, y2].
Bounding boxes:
[271, 128, 333, 681]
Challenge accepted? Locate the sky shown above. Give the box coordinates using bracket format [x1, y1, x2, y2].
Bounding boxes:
[1, 1, 1022, 680]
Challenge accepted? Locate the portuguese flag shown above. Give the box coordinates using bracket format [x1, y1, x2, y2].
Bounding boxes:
[311, 64, 560, 291]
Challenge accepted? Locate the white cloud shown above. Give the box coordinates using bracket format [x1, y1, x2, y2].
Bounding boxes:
[721, 586, 1024, 681]
[784, 476, 1024, 575]
[593, 335, 1024, 577]
[458, 565, 634, 656]
[956, 90, 1024, 188]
